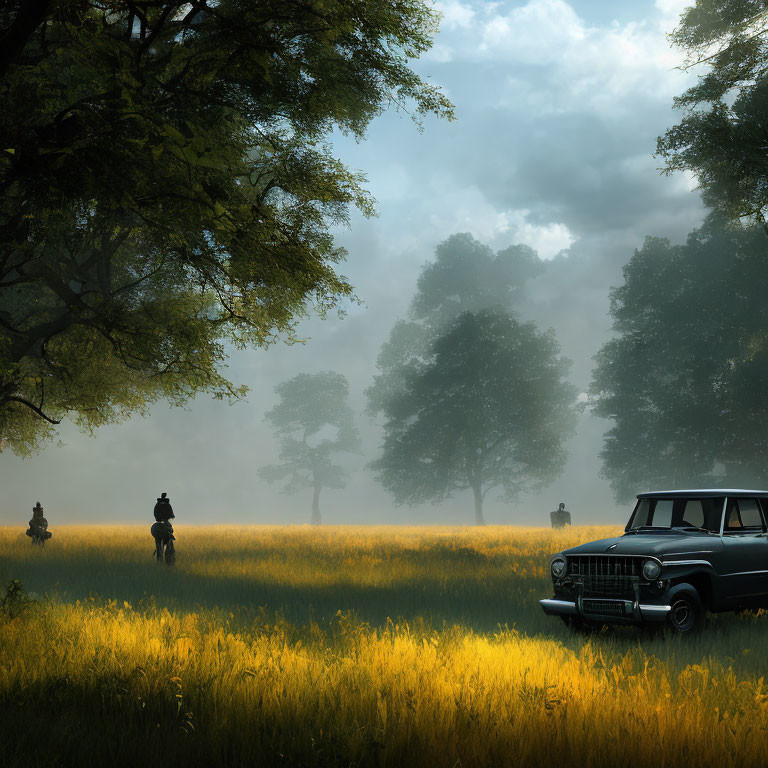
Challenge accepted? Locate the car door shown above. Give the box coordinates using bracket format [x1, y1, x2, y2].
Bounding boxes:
[719, 498, 768, 605]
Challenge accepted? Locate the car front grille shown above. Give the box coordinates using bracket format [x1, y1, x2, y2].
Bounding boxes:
[582, 599, 626, 617]
[566, 555, 643, 597]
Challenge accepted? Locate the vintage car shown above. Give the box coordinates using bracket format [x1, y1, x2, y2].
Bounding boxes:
[540, 489, 768, 633]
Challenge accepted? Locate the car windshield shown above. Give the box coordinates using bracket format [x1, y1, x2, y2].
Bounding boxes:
[627, 497, 724, 532]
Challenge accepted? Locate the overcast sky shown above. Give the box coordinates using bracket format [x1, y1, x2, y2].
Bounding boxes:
[0, 0, 710, 527]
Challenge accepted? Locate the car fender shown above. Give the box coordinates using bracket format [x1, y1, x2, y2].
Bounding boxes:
[664, 571, 717, 608]
[666, 580, 701, 599]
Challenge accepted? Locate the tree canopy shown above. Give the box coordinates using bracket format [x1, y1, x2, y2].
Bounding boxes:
[411, 233, 544, 328]
[590, 215, 768, 501]
[366, 233, 543, 416]
[0, 0, 452, 454]
[371, 310, 576, 525]
[259, 371, 359, 524]
[657, 0, 768, 226]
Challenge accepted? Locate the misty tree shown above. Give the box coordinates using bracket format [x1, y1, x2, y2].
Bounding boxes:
[0, 1, 453, 455]
[366, 233, 544, 415]
[259, 372, 359, 525]
[371, 310, 577, 525]
[590, 215, 768, 501]
[411, 233, 544, 327]
[657, 1, 768, 227]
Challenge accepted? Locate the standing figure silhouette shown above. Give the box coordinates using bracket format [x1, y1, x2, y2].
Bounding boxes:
[150, 492, 176, 565]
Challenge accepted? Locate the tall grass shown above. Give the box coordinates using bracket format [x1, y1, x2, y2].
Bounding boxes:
[2, 525, 768, 767]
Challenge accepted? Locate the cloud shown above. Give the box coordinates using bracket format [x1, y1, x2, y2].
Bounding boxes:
[505, 214, 575, 259]
[391, 0, 703, 243]
[436, 0, 476, 30]
[430, 0, 692, 117]
[478, 0, 585, 66]
[655, 0, 691, 26]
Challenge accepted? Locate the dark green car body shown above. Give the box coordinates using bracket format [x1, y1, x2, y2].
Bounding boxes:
[540, 489, 768, 627]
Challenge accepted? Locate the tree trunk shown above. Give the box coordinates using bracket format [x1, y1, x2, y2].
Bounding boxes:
[473, 483, 485, 526]
[0, 0, 54, 77]
[311, 485, 322, 525]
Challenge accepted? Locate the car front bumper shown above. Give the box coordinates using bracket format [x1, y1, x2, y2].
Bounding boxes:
[539, 597, 671, 623]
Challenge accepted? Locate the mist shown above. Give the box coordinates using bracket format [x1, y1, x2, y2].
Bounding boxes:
[0, 0, 709, 526]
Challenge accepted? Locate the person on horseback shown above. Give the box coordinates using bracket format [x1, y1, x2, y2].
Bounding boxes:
[154, 492, 174, 523]
[151, 492, 176, 565]
[26, 502, 52, 545]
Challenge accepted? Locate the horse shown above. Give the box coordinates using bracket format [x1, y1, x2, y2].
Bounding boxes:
[150, 521, 176, 566]
[26, 526, 51, 546]
[26, 502, 52, 546]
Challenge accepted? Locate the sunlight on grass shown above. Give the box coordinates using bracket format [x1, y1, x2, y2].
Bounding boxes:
[2, 525, 768, 767]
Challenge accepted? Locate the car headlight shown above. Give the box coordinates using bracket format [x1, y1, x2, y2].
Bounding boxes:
[642, 559, 661, 580]
[551, 557, 567, 578]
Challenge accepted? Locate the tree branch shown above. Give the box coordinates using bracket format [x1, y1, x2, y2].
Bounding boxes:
[481, 481, 501, 501]
[4, 395, 60, 424]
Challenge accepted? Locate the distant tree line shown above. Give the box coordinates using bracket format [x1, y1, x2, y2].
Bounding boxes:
[263, 234, 578, 525]
[259, 1, 768, 518]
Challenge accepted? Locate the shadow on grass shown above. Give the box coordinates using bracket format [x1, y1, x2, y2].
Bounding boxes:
[0, 549, 555, 634]
[5, 544, 768, 668]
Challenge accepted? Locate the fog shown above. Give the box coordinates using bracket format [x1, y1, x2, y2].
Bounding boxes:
[0, 0, 709, 526]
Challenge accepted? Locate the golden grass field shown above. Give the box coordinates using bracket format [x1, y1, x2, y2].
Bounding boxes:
[3, 524, 768, 767]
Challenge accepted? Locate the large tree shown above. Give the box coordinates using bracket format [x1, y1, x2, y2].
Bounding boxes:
[259, 372, 359, 524]
[371, 310, 576, 525]
[590, 215, 768, 501]
[0, 0, 452, 454]
[657, 1, 768, 227]
[366, 233, 543, 416]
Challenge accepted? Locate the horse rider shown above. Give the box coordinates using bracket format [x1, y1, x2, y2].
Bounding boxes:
[154, 492, 174, 525]
[151, 492, 176, 565]
[26, 501, 52, 545]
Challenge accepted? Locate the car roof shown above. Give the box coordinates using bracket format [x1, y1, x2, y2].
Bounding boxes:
[637, 489, 768, 499]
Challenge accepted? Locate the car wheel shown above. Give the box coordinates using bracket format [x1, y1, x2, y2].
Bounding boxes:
[666, 587, 704, 634]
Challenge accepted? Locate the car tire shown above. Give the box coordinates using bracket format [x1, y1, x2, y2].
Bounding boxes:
[666, 587, 704, 634]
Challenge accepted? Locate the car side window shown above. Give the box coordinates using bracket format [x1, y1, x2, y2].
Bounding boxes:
[724, 499, 741, 531]
[652, 499, 674, 527]
[724, 499, 765, 532]
[681, 500, 705, 528]
[739, 499, 764, 529]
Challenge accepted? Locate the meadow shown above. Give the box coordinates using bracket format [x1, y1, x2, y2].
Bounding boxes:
[3, 525, 768, 767]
